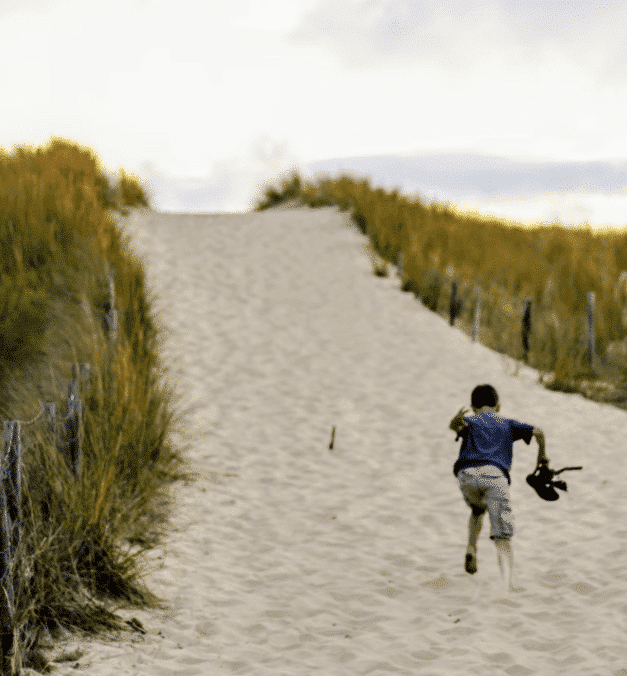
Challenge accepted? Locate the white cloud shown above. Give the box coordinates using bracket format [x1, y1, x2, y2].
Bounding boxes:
[453, 191, 627, 230]
[137, 133, 300, 212]
[0, 0, 57, 18]
[286, 0, 444, 69]
[498, 0, 621, 41]
[1, 0, 626, 225]
[287, 0, 627, 80]
[231, 0, 319, 32]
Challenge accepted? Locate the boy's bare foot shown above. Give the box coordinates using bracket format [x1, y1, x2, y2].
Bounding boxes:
[465, 550, 477, 574]
[491, 584, 525, 602]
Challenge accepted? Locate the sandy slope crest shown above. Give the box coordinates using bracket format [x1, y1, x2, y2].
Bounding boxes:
[49, 207, 627, 675]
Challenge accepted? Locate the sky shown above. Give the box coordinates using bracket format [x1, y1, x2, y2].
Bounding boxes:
[2, 0, 627, 227]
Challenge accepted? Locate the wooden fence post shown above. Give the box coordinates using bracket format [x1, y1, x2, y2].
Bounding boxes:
[0, 483, 12, 675]
[616, 271, 627, 330]
[81, 363, 91, 390]
[0, 365, 91, 672]
[542, 275, 556, 309]
[472, 288, 482, 342]
[39, 404, 56, 524]
[66, 379, 82, 478]
[106, 266, 118, 343]
[5, 422, 20, 675]
[72, 363, 91, 391]
[43, 404, 55, 444]
[73, 363, 91, 396]
[449, 280, 459, 326]
[4, 425, 20, 546]
[614, 270, 627, 302]
[587, 291, 595, 367]
[0, 422, 20, 674]
[522, 297, 532, 362]
[396, 252, 403, 280]
[106, 268, 119, 407]
[64, 362, 90, 478]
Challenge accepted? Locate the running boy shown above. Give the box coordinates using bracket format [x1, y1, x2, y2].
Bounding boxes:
[449, 384, 547, 593]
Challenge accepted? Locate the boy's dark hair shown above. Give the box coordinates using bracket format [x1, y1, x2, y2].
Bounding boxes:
[471, 384, 499, 409]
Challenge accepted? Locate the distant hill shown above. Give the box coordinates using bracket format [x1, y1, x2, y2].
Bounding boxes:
[130, 152, 627, 219]
[301, 153, 627, 202]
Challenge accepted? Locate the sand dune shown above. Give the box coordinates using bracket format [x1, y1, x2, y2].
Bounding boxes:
[48, 207, 627, 675]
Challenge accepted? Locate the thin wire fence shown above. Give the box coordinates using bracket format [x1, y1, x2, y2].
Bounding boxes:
[0, 263, 117, 675]
[405, 263, 627, 385]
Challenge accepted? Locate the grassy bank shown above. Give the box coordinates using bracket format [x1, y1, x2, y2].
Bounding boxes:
[256, 172, 627, 407]
[0, 138, 190, 673]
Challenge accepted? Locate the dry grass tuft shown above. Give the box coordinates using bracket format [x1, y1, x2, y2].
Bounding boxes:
[0, 138, 190, 673]
[256, 171, 627, 405]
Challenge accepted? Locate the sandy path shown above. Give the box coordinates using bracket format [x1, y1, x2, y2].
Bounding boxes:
[52, 207, 626, 675]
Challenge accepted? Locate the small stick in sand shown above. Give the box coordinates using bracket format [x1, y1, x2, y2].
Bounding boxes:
[329, 426, 336, 451]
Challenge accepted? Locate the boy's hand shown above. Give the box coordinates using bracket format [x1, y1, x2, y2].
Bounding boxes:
[532, 427, 549, 466]
[449, 407, 469, 434]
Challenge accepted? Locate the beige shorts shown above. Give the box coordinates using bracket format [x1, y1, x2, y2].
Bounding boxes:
[457, 465, 514, 540]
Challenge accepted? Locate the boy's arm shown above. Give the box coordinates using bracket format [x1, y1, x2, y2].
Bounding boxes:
[449, 407, 469, 435]
[532, 427, 549, 465]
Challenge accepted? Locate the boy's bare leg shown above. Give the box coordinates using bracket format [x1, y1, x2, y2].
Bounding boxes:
[493, 537, 513, 592]
[465, 511, 484, 573]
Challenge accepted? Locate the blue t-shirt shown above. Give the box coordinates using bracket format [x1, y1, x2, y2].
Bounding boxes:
[453, 412, 534, 485]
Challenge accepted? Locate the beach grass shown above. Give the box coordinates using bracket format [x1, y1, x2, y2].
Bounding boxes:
[256, 171, 627, 406]
[0, 138, 190, 672]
